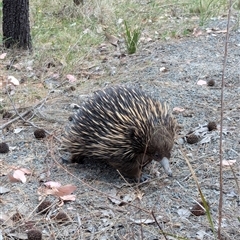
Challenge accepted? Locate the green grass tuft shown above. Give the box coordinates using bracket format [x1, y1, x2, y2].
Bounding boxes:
[124, 20, 141, 54]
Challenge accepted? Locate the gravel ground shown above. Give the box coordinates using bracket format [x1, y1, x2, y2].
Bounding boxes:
[1, 19, 240, 240]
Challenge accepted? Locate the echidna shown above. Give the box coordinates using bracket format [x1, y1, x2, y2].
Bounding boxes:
[62, 86, 177, 181]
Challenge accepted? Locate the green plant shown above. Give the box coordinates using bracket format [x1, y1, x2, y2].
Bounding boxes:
[124, 20, 141, 54]
[190, 0, 228, 26]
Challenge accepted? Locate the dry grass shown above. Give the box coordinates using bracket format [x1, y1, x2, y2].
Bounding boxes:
[0, 0, 230, 108]
[29, 0, 229, 74]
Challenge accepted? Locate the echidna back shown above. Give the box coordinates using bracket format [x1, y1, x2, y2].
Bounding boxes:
[62, 86, 176, 179]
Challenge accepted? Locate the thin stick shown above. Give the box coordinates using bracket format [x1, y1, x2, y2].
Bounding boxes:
[151, 211, 168, 240]
[0, 98, 47, 130]
[218, 0, 232, 238]
[4, 90, 61, 142]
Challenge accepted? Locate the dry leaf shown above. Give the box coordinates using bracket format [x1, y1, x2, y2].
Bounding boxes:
[55, 184, 77, 196]
[215, 29, 227, 33]
[38, 183, 76, 201]
[130, 218, 155, 224]
[11, 170, 27, 183]
[66, 74, 77, 83]
[221, 160, 236, 166]
[193, 28, 203, 37]
[197, 80, 207, 85]
[60, 194, 76, 201]
[140, 37, 152, 43]
[0, 53, 7, 59]
[206, 28, 227, 34]
[191, 200, 209, 216]
[159, 67, 167, 72]
[38, 187, 56, 196]
[8, 76, 20, 86]
[13, 127, 24, 134]
[44, 181, 61, 188]
[173, 107, 185, 112]
[12, 63, 22, 71]
[108, 196, 122, 205]
[0, 186, 10, 194]
[105, 32, 119, 47]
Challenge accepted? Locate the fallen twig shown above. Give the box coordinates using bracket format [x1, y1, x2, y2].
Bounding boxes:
[3, 90, 61, 143]
[0, 101, 44, 130]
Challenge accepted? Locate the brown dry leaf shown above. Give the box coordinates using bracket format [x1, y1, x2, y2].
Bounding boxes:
[60, 194, 76, 201]
[9, 169, 27, 183]
[221, 160, 236, 166]
[193, 28, 203, 37]
[38, 184, 77, 201]
[66, 74, 77, 83]
[191, 200, 209, 216]
[173, 107, 185, 113]
[38, 186, 56, 196]
[44, 181, 61, 188]
[11, 63, 22, 71]
[105, 32, 119, 47]
[0, 53, 7, 59]
[55, 184, 77, 197]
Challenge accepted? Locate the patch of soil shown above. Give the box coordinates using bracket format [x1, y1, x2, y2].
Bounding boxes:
[1, 19, 240, 239]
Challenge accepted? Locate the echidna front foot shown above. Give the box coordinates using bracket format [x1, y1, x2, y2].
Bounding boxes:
[71, 155, 85, 164]
[137, 173, 151, 183]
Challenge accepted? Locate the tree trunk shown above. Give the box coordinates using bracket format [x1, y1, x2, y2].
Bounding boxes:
[2, 0, 32, 50]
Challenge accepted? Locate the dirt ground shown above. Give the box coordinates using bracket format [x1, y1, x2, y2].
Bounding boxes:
[1, 18, 240, 240]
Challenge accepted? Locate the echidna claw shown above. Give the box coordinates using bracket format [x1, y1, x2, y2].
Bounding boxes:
[160, 157, 173, 177]
[136, 173, 151, 183]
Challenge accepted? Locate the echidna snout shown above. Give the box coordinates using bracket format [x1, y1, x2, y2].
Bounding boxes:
[160, 157, 172, 177]
[62, 86, 177, 181]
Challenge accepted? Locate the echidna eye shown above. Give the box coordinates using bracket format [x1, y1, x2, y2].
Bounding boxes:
[154, 153, 159, 158]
